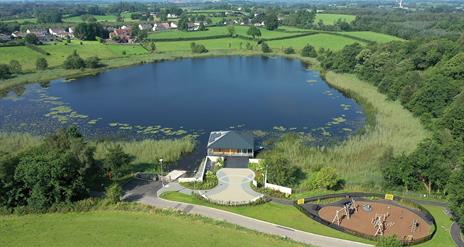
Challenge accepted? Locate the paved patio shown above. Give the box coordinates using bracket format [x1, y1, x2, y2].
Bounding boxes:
[202, 168, 263, 205]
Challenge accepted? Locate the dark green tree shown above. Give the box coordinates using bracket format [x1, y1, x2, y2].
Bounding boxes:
[301, 44, 317, 57]
[261, 42, 272, 53]
[102, 144, 134, 179]
[227, 25, 235, 36]
[264, 12, 279, 30]
[36, 58, 48, 70]
[447, 163, 464, 234]
[246, 26, 261, 39]
[24, 33, 39, 45]
[265, 155, 299, 187]
[84, 56, 101, 68]
[74, 22, 107, 41]
[64, 50, 85, 70]
[177, 15, 190, 31]
[376, 236, 403, 247]
[0, 64, 12, 79]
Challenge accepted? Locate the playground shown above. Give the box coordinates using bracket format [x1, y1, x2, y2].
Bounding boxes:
[319, 199, 431, 241]
[297, 193, 436, 244]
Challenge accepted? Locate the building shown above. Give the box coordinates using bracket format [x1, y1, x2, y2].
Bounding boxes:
[48, 28, 73, 39]
[207, 131, 254, 157]
[167, 13, 177, 18]
[26, 29, 53, 41]
[110, 28, 132, 43]
[138, 23, 152, 31]
[0, 33, 12, 42]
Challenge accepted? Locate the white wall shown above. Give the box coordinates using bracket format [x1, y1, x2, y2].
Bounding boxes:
[264, 182, 292, 195]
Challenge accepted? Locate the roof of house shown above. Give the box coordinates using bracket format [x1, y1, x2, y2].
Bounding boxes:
[207, 131, 254, 150]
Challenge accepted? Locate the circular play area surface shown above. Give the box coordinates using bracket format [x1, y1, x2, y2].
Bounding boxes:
[318, 200, 432, 242]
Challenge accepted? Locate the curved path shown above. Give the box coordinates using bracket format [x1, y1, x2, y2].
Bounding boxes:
[203, 168, 263, 204]
[122, 179, 371, 247]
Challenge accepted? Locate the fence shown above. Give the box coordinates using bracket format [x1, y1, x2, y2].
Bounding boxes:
[295, 192, 437, 245]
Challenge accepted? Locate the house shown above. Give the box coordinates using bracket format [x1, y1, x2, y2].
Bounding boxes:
[138, 23, 152, 31]
[153, 22, 170, 31]
[254, 21, 265, 27]
[48, 28, 73, 39]
[207, 131, 254, 157]
[26, 29, 53, 41]
[11, 31, 24, 38]
[167, 13, 177, 18]
[109, 28, 132, 43]
[169, 22, 177, 29]
[187, 22, 200, 31]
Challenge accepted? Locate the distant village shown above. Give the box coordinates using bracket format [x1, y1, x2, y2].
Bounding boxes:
[0, 9, 270, 44]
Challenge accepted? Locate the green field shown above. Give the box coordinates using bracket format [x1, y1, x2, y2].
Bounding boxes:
[0, 210, 304, 247]
[268, 33, 366, 50]
[63, 12, 136, 23]
[341, 31, 404, 43]
[316, 13, 357, 25]
[0, 41, 147, 71]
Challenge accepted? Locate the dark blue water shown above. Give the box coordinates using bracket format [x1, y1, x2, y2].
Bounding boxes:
[0, 56, 365, 170]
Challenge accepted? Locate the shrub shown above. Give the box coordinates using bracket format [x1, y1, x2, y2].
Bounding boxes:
[190, 42, 208, 53]
[0, 64, 12, 79]
[301, 44, 317, 57]
[64, 50, 85, 69]
[284, 47, 295, 54]
[35, 57, 48, 70]
[376, 236, 403, 247]
[106, 183, 123, 204]
[261, 42, 272, 53]
[308, 167, 340, 190]
[9, 60, 22, 74]
[84, 56, 102, 68]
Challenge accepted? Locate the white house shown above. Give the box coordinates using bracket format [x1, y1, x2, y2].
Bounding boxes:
[138, 23, 153, 31]
[167, 13, 177, 18]
[169, 22, 177, 29]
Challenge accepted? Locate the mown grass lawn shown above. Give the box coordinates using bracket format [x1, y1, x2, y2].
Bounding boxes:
[417, 205, 456, 247]
[148, 26, 230, 39]
[316, 14, 357, 25]
[0, 210, 305, 247]
[340, 31, 404, 43]
[161, 192, 373, 244]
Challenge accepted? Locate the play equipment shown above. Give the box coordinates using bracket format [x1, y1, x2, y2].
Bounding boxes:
[411, 219, 419, 234]
[332, 198, 359, 225]
[372, 213, 390, 236]
[362, 204, 373, 212]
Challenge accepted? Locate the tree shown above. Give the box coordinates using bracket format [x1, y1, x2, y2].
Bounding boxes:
[9, 60, 22, 74]
[0, 152, 18, 208]
[261, 42, 272, 53]
[24, 33, 39, 45]
[36, 58, 48, 70]
[190, 42, 208, 53]
[264, 12, 279, 30]
[37, 11, 62, 23]
[246, 26, 261, 39]
[227, 25, 235, 36]
[440, 93, 464, 141]
[301, 44, 317, 57]
[102, 144, 134, 179]
[74, 22, 107, 41]
[0, 64, 11, 79]
[177, 14, 190, 31]
[376, 236, 403, 247]
[447, 163, 464, 235]
[198, 22, 206, 31]
[265, 155, 299, 187]
[149, 42, 156, 53]
[64, 50, 85, 69]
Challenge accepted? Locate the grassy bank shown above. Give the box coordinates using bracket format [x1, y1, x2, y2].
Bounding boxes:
[0, 209, 305, 247]
[265, 70, 429, 189]
[161, 191, 372, 244]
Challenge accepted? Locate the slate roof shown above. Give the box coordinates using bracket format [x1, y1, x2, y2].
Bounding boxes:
[207, 131, 254, 149]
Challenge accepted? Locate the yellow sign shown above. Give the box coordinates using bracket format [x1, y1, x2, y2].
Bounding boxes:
[297, 198, 305, 205]
[385, 194, 394, 200]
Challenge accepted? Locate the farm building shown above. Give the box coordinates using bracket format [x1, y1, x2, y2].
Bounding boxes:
[207, 131, 254, 157]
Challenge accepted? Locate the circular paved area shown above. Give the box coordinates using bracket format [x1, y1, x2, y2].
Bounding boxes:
[203, 168, 263, 205]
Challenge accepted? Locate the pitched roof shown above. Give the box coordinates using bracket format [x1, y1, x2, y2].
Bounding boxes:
[207, 131, 254, 149]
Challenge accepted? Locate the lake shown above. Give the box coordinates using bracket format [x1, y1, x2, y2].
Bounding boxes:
[0, 56, 365, 170]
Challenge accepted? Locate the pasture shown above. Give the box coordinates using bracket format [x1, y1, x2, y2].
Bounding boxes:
[341, 31, 404, 43]
[267, 33, 367, 50]
[0, 211, 304, 247]
[316, 13, 357, 25]
[0, 41, 147, 71]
